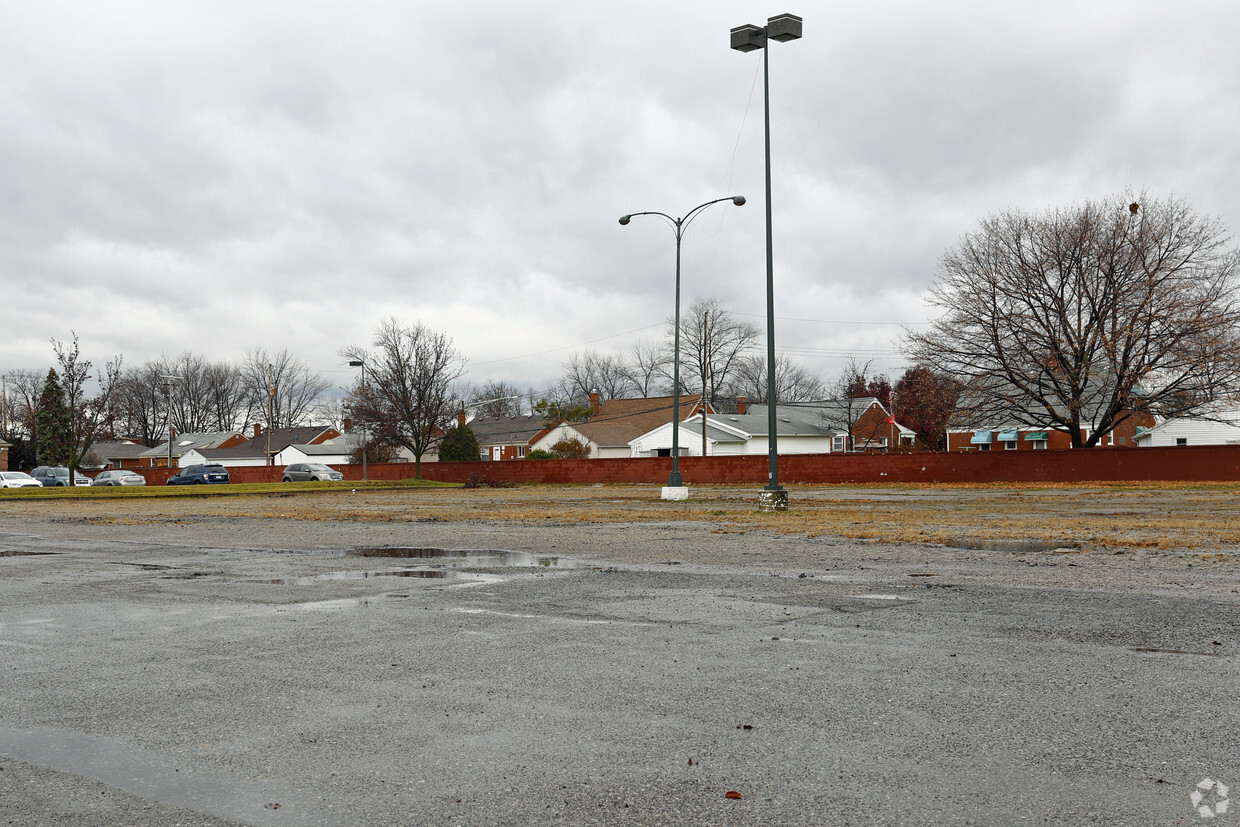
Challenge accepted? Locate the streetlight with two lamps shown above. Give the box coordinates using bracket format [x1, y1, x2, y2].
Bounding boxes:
[730, 12, 802, 511]
[619, 195, 746, 501]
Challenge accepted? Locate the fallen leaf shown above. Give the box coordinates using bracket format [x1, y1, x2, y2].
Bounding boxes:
[725, 791, 743, 800]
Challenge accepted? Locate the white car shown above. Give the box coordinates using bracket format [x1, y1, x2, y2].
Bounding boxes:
[0, 471, 43, 488]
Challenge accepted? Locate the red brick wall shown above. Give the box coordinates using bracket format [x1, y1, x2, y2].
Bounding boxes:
[122, 445, 1240, 487]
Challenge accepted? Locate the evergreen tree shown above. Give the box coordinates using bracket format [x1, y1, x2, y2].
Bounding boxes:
[35, 368, 72, 466]
[438, 424, 481, 462]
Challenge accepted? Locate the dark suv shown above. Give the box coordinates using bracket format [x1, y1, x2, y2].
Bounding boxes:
[166, 464, 230, 485]
[30, 466, 92, 487]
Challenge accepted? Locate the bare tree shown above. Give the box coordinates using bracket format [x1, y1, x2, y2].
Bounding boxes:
[242, 347, 331, 430]
[3, 369, 43, 441]
[627, 338, 670, 397]
[51, 333, 122, 476]
[730, 354, 825, 404]
[341, 318, 466, 478]
[907, 192, 1240, 447]
[676, 298, 759, 406]
[470, 380, 524, 418]
[557, 349, 636, 403]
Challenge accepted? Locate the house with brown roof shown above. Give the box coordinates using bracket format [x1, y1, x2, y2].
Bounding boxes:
[529, 392, 712, 459]
[192, 425, 341, 467]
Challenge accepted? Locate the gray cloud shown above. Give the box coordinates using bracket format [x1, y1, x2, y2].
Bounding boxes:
[1, 0, 1237, 391]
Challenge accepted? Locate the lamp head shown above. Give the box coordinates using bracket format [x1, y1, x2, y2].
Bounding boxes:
[618, 215, 631, 225]
[348, 360, 364, 367]
[732, 195, 746, 206]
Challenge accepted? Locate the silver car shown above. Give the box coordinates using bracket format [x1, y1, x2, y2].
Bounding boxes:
[92, 469, 148, 487]
[282, 463, 345, 482]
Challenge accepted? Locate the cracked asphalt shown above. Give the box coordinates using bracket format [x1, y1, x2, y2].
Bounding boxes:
[1, 487, 1237, 825]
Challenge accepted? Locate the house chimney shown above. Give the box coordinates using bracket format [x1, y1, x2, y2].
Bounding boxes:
[590, 389, 600, 415]
[170, 429, 176, 440]
[343, 417, 353, 432]
[458, 404, 466, 428]
[254, 423, 262, 438]
[736, 396, 747, 415]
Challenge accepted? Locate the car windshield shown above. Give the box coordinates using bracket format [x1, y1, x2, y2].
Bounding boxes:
[307, 464, 332, 471]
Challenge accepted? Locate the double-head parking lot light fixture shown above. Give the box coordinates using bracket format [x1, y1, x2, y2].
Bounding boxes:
[730, 12, 802, 511]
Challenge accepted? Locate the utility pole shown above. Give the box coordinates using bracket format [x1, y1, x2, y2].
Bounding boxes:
[701, 308, 710, 459]
[160, 375, 182, 469]
[265, 363, 276, 466]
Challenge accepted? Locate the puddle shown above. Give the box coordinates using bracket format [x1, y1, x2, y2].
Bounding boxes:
[345, 547, 584, 568]
[247, 568, 503, 586]
[0, 725, 322, 826]
[0, 550, 62, 557]
[946, 539, 1080, 553]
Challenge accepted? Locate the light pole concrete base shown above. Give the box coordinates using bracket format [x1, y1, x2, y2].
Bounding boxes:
[661, 486, 689, 501]
[758, 489, 789, 511]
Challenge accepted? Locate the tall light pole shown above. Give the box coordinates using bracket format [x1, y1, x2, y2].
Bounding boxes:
[619, 195, 746, 500]
[731, 12, 802, 512]
[348, 360, 367, 481]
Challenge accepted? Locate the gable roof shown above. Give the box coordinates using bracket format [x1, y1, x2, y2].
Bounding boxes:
[90, 440, 149, 461]
[141, 432, 244, 459]
[747, 398, 883, 432]
[469, 415, 551, 447]
[568, 394, 710, 448]
[202, 426, 340, 460]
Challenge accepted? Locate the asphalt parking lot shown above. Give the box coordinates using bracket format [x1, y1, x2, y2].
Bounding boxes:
[1, 486, 1237, 825]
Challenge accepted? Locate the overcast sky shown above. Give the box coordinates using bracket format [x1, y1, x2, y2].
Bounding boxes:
[3, 1, 1238, 396]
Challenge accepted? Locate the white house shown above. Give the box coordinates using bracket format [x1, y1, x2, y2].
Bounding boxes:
[1135, 412, 1240, 447]
[630, 412, 838, 457]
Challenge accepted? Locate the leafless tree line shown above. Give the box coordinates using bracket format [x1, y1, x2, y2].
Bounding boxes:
[473, 297, 829, 418]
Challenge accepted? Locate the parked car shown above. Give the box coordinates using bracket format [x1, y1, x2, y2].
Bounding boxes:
[166, 464, 230, 485]
[92, 469, 147, 487]
[0, 471, 43, 488]
[282, 463, 344, 482]
[30, 466, 92, 487]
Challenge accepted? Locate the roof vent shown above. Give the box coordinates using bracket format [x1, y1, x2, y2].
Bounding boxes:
[178, 440, 193, 446]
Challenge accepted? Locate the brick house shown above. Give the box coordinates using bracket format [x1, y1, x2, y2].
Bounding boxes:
[470, 414, 553, 461]
[946, 377, 1154, 451]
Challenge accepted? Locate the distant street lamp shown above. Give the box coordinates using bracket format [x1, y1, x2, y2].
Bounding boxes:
[348, 360, 367, 481]
[619, 195, 746, 499]
[731, 12, 802, 511]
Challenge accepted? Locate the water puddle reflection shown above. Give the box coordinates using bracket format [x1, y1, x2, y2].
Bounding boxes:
[249, 568, 503, 586]
[345, 547, 584, 568]
[0, 725, 321, 826]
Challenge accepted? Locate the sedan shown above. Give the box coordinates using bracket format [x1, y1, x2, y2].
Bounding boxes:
[282, 463, 345, 482]
[166, 464, 231, 485]
[0, 472, 43, 488]
[92, 469, 148, 487]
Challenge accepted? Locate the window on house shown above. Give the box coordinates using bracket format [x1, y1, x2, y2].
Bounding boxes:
[517, 446, 526, 458]
[1004, 440, 1018, 450]
[978, 443, 991, 451]
[1118, 436, 1126, 445]
[832, 436, 846, 452]
[1176, 438, 1188, 446]
[1031, 439, 1047, 450]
